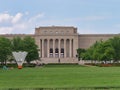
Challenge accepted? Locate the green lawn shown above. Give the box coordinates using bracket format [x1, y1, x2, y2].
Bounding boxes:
[0, 65, 120, 89]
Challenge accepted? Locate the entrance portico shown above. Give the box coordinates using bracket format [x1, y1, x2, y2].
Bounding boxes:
[40, 38, 73, 58]
[35, 26, 78, 63]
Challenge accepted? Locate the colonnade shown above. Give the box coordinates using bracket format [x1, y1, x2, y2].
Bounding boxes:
[40, 39, 73, 58]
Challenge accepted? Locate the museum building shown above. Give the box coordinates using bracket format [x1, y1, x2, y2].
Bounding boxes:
[1, 26, 118, 63]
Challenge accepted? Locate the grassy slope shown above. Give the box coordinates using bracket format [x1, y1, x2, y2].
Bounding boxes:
[0, 65, 120, 88]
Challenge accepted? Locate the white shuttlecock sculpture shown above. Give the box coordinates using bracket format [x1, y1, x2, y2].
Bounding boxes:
[12, 51, 28, 69]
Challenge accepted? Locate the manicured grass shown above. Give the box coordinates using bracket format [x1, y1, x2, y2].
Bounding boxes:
[0, 65, 120, 89]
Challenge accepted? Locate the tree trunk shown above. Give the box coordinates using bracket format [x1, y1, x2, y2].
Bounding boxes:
[3, 59, 7, 65]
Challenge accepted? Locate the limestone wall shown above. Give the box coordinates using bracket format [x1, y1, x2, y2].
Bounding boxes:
[0, 34, 35, 40]
[78, 34, 117, 49]
[35, 26, 77, 35]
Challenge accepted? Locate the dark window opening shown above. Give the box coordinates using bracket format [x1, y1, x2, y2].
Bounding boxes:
[61, 48, 64, 53]
[50, 48, 53, 53]
[55, 48, 59, 53]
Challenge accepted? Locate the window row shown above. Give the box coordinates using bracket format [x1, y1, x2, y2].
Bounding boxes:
[50, 48, 64, 53]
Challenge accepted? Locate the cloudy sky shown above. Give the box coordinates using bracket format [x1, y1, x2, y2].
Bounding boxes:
[0, 0, 120, 34]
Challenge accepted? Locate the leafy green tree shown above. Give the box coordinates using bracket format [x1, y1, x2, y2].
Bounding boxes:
[11, 36, 24, 51]
[92, 41, 103, 60]
[23, 36, 39, 64]
[81, 40, 114, 63]
[77, 48, 86, 61]
[108, 36, 120, 62]
[82, 41, 101, 61]
[95, 41, 114, 63]
[0, 37, 12, 65]
[11, 36, 39, 64]
[81, 48, 92, 60]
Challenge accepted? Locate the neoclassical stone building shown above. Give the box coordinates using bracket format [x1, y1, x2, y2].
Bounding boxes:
[0, 26, 118, 63]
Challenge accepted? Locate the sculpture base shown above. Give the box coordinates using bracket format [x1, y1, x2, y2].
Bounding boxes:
[18, 65, 22, 69]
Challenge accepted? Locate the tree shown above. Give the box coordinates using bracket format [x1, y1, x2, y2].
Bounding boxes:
[108, 36, 120, 62]
[0, 37, 12, 65]
[94, 41, 114, 63]
[23, 36, 39, 64]
[81, 41, 101, 61]
[81, 40, 114, 63]
[77, 48, 86, 61]
[11, 36, 39, 64]
[81, 49, 93, 60]
[11, 36, 24, 51]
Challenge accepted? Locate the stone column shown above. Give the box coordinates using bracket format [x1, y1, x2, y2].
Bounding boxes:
[37, 39, 40, 49]
[40, 39, 42, 58]
[47, 39, 49, 58]
[59, 39, 61, 58]
[71, 39, 73, 57]
[69, 39, 72, 58]
[53, 39, 55, 58]
[42, 39, 44, 58]
[64, 39, 66, 58]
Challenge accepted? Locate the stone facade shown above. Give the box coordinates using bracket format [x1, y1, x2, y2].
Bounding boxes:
[79, 34, 116, 49]
[34, 26, 78, 63]
[0, 26, 118, 63]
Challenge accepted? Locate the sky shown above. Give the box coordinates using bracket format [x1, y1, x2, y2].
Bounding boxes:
[0, 0, 120, 34]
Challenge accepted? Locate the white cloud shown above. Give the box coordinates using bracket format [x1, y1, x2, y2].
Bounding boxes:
[0, 12, 26, 34]
[0, 12, 45, 34]
[0, 12, 109, 34]
[28, 13, 44, 23]
[0, 12, 23, 24]
[11, 13, 23, 24]
[13, 23, 27, 30]
[0, 27, 13, 34]
[0, 13, 12, 23]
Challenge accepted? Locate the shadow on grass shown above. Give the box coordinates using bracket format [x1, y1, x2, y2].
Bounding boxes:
[2, 87, 120, 90]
